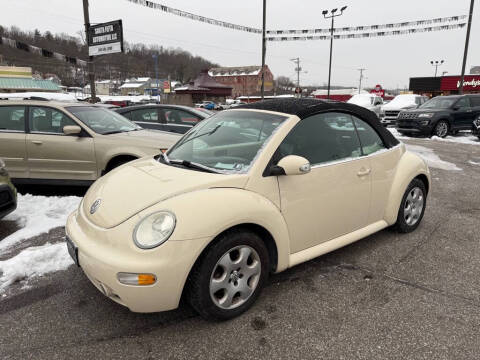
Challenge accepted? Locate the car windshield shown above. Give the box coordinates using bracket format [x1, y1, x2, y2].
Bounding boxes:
[419, 97, 457, 109]
[167, 110, 287, 173]
[348, 95, 374, 106]
[67, 106, 141, 134]
[387, 95, 417, 107]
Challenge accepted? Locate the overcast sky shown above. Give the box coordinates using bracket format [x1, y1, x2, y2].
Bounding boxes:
[0, 0, 478, 89]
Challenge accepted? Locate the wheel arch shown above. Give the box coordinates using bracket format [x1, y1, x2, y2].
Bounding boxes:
[384, 151, 431, 225]
[104, 154, 139, 174]
[179, 222, 280, 306]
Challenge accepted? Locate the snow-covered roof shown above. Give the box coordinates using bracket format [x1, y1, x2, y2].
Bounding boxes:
[119, 82, 144, 89]
[0, 92, 77, 101]
[312, 88, 361, 96]
[137, 77, 151, 82]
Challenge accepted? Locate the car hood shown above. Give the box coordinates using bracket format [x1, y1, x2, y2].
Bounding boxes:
[382, 103, 417, 111]
[82, 158, 249, 229]
[106, 129, 181, 148]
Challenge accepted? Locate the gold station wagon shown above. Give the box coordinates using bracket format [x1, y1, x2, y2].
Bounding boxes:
[66, 98, 430, 320]
[0, 101, 180, 185]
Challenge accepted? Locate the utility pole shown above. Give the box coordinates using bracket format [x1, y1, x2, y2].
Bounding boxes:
[459, 0, 475, 94]
[358, 68, 366, 93]
[152, 53, 159, 102]
[260, 0, 267, 100]
[82, 0, 96, 102]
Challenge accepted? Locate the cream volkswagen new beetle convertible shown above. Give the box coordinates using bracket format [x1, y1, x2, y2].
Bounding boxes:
[66, 98, 430, 320]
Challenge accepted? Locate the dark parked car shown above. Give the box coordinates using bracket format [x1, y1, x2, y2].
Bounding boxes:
[0, 159, 17, 219]
[396, 95, 480, 138]
[473, 118, 480, 139]
[115, 104, 210, 134]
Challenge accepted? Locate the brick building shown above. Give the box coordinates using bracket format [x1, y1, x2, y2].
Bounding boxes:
[208, 65, 274, 98]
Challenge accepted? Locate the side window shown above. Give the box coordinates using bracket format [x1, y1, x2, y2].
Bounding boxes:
[470, 97, 480, 107]
[277, 112, 362, 166]
[352, 116, 386, 156]
[165, 109, 201, 126]
[131, 109, 159, 122]
[456, 97, 470, 109]
[29, 107, 77, 134]
[0, 106, 26, 132]
[121, 111, 133, 120]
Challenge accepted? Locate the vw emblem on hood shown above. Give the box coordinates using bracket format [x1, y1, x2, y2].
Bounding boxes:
[90, 199, 102, 215]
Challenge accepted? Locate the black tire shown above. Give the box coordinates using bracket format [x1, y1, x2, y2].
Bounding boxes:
[394, 178, 427, 233]
[432, 120, 449, 138]
[186, 229, 269, 321]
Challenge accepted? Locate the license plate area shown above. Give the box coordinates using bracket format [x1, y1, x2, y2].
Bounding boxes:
[66, 236, 79, 267]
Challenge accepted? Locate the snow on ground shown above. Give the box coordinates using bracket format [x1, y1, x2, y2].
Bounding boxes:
[0, 242, 73, 291]
[388, 128, 480, 146]
[388, 128, 409, 140]
[0, 194, 81, 254]
[430, 134, 480, 146]
[405, 144, 462, 171]
[468, 160, 480, 166]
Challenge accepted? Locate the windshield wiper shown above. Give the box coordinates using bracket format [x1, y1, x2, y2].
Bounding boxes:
[176, 123, 222, 147]
[169, 159, 218, 173]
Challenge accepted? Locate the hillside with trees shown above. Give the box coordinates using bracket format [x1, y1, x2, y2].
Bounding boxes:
[0, 25, 218, 87]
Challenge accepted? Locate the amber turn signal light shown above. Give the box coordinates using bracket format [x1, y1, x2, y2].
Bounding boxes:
[117, 272, 157, 286]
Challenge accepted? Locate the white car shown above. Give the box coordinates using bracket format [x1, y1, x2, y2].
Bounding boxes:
[381, 94, 429, 126]
[347, 94, 384, 119]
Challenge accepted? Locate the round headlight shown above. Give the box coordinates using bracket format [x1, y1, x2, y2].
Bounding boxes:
[133, 211, 176, 249]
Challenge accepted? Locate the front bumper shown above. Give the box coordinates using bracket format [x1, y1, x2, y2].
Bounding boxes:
[66, 207, 209, 313]
[0, 183, 17, 219]
[396, 119, 433, 136]
[381, 117, 397, 126]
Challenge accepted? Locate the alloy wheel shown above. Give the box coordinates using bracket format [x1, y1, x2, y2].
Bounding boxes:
[209, 245, 261, 310]
[404, 187, 424, 226]
[435, 122, 448, 138]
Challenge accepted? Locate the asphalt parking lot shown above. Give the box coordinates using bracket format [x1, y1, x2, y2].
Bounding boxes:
[1, 136, 480, 360]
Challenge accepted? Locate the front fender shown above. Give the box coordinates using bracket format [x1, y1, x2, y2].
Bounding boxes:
[137, 188, 291, 272]
[384, 150, 431, 225]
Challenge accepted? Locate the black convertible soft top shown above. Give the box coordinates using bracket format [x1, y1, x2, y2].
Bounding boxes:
[237, 98, 399, 148]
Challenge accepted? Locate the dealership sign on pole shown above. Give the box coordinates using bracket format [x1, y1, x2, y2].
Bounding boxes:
[88, 20, 124, 56]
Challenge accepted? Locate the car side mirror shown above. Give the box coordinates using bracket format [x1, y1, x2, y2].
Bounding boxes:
[276, 155, 311, 176]
[63, 125, 82, 136]
[452, 106, 460, 111]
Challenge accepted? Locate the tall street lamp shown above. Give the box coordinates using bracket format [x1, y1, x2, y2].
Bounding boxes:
[459, 0, 475, 94]
[323, 6, 347, 100]
[430, 60, 444, 77]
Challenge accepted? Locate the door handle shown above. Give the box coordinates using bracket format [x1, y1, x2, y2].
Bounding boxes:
[357, 168, 371, 177]
[32, 140, 43, 145]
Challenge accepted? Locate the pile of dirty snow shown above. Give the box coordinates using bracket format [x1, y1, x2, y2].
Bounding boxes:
[0, 194, 80, 292]
[405, 144, 462, 171]
[0, 242, 73, 290]
[1, 194, 81, 253]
